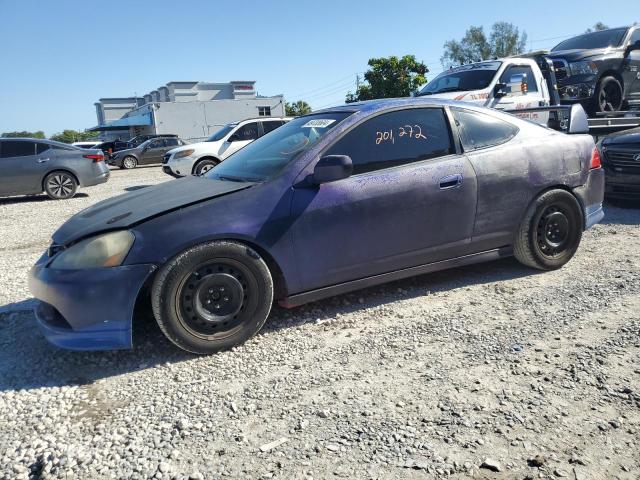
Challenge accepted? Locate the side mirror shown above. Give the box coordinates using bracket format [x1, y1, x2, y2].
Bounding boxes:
[312, 155, 353, 185]
[493, 82, 508, 98]
[567, 104, 589, 134]
[626, 40, 640, 55]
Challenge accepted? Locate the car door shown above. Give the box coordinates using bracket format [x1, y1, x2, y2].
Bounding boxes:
[0, 140, 40, 195]
[451, 107, 532, 249]
[219, 121, 259, 160]
[140, 138, 165, 164]
[290, 107, 478, 292]
[162, 138, 181, 158]
[491, 64, 546, 111]
[624, 28, 640, 105]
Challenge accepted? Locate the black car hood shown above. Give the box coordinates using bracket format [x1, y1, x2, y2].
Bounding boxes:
[52, 176, 254, 245]
[549, 48, 618, 62]
[602, 127, 640, 145]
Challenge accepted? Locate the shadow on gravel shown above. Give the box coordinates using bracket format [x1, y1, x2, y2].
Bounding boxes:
[0, 193, 89, 206]
[0, 257, 538, 392]
[601, 200, 640, 226]
[124, 185, 152, 192]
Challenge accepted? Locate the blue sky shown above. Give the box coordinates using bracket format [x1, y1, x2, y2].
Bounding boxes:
[0, 0, 636, 135]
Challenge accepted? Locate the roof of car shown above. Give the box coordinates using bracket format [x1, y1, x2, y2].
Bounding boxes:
[313, 97, 480, 114]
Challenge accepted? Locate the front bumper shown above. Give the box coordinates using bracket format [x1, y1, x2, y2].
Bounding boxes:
[28, 261, 156, 350]
[166, 157, 196, 177]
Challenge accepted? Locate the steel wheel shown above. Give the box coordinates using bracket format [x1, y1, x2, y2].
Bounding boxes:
[122, 156, 137, 169]
[44, 172, 77, 200]
[535, 206, 571, 258]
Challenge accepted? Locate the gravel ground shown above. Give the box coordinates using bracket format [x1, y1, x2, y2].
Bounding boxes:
[0, 166, 639, 480]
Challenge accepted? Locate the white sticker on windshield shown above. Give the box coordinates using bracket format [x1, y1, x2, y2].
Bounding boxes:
[301, 119, 336, 128]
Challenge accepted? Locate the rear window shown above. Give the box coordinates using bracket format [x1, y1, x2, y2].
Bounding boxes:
[453, 108, 518, 150]
[0, 140, 36, 158]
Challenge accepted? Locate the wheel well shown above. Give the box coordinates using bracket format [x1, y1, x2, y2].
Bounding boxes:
[191, 156, 220, 174]
[517, 185, 586, 235]
[598, 70, 624, 91]
[41, 169, 79, 191]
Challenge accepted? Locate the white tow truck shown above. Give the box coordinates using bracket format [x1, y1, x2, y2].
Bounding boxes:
[417, 53, 640, 138]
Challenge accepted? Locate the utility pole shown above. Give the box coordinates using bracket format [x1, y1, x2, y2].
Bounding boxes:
[356, 74, 361, 91]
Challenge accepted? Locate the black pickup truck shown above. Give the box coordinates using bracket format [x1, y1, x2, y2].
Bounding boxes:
[549, 26, 640, 115]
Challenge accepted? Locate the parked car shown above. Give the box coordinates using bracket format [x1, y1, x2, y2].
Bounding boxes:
[71, 141, 102, 149]
[163, 118, 289, 176]
[29, 98, 604, 354]
[0, 138, 109, 200]
[549, 26, 640, 114]
[128, 134, 178, 148]
[109, 137, 188, 169]
[600, 126, 640, 199]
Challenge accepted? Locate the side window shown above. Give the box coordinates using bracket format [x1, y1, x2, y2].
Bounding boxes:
[235, 122, 259, 141]
[165, 138, 179, 147]
[325, 108, 454, 175]
[453, 109, 518, 150]
[499, 65, 538, 94]
[631, 28, 640, 45]
[148, 139, 163, 148]
[0, 140, 36, 158]
[261, 121, 284, 135]
[36, 143, 51, 154]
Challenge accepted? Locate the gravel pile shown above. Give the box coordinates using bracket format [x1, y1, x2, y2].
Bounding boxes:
[1, 167, 639, 479]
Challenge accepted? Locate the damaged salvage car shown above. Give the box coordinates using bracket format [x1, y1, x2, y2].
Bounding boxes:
[29, 98, 605, 354]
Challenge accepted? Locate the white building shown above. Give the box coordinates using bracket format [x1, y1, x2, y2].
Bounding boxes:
[91, 81, 285, 141]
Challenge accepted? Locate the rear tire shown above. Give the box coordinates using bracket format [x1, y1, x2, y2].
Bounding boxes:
[44, 171, 78, 200]
[151, 241, 273, 354]
[514, 189, 583, 270]
[122, 156, 137, 169]
[193, 158, 219, 176]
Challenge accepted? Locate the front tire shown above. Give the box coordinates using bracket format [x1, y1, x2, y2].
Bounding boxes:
[122, 156, 138, 169]
[514, 189, 583, 270]
[193, 158, 219, 176]
[592, 76, 623, 114]
[44, 171, 78, 200]
[151, 241, 274, 354]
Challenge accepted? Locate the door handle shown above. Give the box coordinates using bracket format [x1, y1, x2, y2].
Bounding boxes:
[37, 158, 50, 163]
[439, 173, 463, 189]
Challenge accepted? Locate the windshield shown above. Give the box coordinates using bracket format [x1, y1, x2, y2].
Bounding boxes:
[205, 112, 352, 182]
[552, 28, 628, 51]
[418, 61, 501, 95]
[206, 124, 236, 142]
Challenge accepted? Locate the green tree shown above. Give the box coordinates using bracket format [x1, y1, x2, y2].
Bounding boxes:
[1, 131, 45, 138]
[285, 100, 312, 116]
[49, 129, 99, 144]
[585, 22, 609, 33]
[345, 55, 428, 103]
[441, 22, 527, 67]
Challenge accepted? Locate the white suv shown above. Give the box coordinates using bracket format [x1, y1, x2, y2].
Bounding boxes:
[163, 117, 289, 177]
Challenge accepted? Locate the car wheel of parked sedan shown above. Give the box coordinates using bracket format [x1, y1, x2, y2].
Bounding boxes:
[122, 156, 138, 169]
[44, 171, 78, 200]
[193, 159, 219, 176]
[151, 240, 274, 354]
[514, 189, 583, 271]
[594, 76, 623, 114]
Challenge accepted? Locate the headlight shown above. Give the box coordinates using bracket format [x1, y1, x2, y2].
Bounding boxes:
[569, 61, 598, 75]
[173, 149, 195, 159]
[49, 231, 135, 270]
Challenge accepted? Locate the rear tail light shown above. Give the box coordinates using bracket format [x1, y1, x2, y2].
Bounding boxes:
[83, 154, 104, 163]
[590, 147, 601, 169]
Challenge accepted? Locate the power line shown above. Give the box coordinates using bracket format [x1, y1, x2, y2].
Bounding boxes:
[288, 73, 362, 99]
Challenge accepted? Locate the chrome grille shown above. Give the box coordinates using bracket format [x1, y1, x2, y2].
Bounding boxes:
[603, 146, 640, 172]
[552, 59, 569, 80]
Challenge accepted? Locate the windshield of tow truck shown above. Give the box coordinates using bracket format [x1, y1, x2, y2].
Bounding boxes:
[418, 61, 501, 95]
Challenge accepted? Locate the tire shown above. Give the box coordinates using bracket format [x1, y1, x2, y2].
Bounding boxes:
[151, 241, 274, 354]
[122, 156, 138, 169]
[592, 76, 623, 114]
[193, 158, 219, 176]
[44, 171, 78, 200]
[513, 189, 584, 271]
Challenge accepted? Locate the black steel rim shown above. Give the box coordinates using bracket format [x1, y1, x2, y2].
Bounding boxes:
[535, 205, 571, 257]
[599, 82, 622, 112]
[177, 260, 253, 338]
[47, 174, 74, 198]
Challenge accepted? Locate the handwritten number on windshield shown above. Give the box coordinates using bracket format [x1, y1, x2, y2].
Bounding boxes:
[377, 125, 427, 145]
